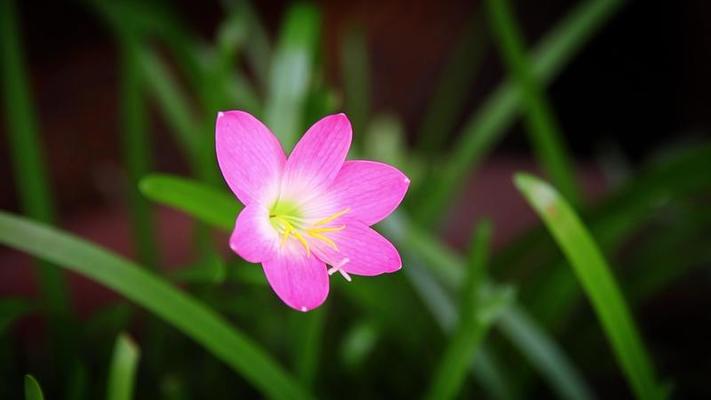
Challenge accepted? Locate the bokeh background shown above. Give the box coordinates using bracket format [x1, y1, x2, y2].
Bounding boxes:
[1, 0, 710, 399]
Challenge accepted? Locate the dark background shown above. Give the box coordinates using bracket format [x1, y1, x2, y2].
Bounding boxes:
[2, 0, 710, 217]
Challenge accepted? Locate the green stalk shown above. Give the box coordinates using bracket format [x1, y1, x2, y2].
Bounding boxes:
[486, 0, 579, 205]
[0, 0, 72, 373]
[0, 211, 312, 400]
[119, 34, 158, 267]
[425, 222, 493, 400]
[515, 174, 663, 399]
[106, 334, 140, 400]
[414, 0, 622, 226]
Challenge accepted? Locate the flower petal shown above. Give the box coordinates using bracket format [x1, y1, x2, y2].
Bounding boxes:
[262, 243, 330, 312]
[312, 219, 401, 276]
[216, 110, 286, 205]
[282, 114, 352, 200]
[326, 160, 410, 225]
[229, 203, 279, 263]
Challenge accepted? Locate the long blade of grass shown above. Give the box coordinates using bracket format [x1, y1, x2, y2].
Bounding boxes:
[139, 174, 240, 231]
[416, 11, 487, 155]
[0, 211, 311, 400]
[119, 35, 158, 267]
[222, 0, 272, 93]
[107, 334, 140, 400]
[385, 214, 592, 400]
[414, 0, 623, 226]
[515, 173, 663, 400]
[340, 27, 370, 136]
[264, 2, 320, 150]
[24, 375, 44, 400]
[0, 0, 73, 376]
[425, 221, 495, 400]
[0, 299, 33, 334]
[486, 0, 579, 205]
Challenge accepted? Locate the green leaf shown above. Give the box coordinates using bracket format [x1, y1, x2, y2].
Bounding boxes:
[264, 2, 320, 150]
[24, 375, 44, 400]
[414, 0, 623, 226]
[139, 174, 240, 231]
[425, 221, 497, 400]
[340, 26, 370, 135]
[416, 10, 487, 155]
[0, 298, 33, 334]
[486, 0, 579, 205]
[383, 213, 593, 400]
[107, 334, 140, 400]
[515, 173, 663, 400]
[0, 211, 311, 400]
[0, 0, 70, 333]
[119, 34, 158, 267]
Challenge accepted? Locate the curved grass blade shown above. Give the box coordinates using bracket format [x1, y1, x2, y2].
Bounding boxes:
[425, 222, 496, 400]
[24, 375, 44, 400]
[139, 174, 240, 231]
[416, 10, 487, 155]
[107, 334, 140, 400]
[119, 35, 158, 267]
[0, 298, 33, 334]
[383, 213, 593, 400]
[340, 26, 370, 135]
[415, 0, 623, 226]
[264, 2, 320, 150]
[515, 173, 663, 400]
[0, 212, 311, 400]
[486, 0, 579, 205]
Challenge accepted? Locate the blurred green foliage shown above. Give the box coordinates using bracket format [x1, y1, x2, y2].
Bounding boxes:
[1, 0, 709, 399]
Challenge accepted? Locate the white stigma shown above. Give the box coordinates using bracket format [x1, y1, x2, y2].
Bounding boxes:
[328, 258, 351, 282]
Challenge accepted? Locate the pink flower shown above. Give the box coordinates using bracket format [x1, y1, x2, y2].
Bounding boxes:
[216, 111, 410, 311]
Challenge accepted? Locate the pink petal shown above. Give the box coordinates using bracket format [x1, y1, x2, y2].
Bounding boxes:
[282, 114, 352, 199]
[229, 203, 279, 263]
[262, 243, 330, 311]
[313, 219, 401, 276]
[327, 160, 410, 225]
[216, 110, 286, 205]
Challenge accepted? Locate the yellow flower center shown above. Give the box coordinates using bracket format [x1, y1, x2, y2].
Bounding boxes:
[269, 204, 349, 256]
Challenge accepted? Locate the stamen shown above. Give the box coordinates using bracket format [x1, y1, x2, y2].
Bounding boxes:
[306, 231, 338, 250]
[313, 208, 350, 227]
[327, 258, 351, 282]
[292, 231, 311, 256]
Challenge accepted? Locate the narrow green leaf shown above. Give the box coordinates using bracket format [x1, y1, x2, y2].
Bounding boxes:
[0, 298, 33, 333]
[426, 222, 496, 400]
[139, 174, 240, 231]
[137, 49, 217, 184]
[0, 211, 311, 400]
[340, 26, 370, 135]
[119, 35, 158, 267]
[107, 334, 140, 400]
[264, 2, 320, 150]
[0, 0, 72, 377]
[515, 173, 663, 399]
[486, 0, 579, 205]
[417, 11, 487, 155]
[223, 0, 272, 92]
[24, 375, 44, 400]
[291, 307, 327, 389]
[415, 0, 623, 226]
[384, 213, 593, 400]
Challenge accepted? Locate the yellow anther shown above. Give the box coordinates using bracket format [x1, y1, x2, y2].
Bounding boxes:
[313, 208, 350, 227]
